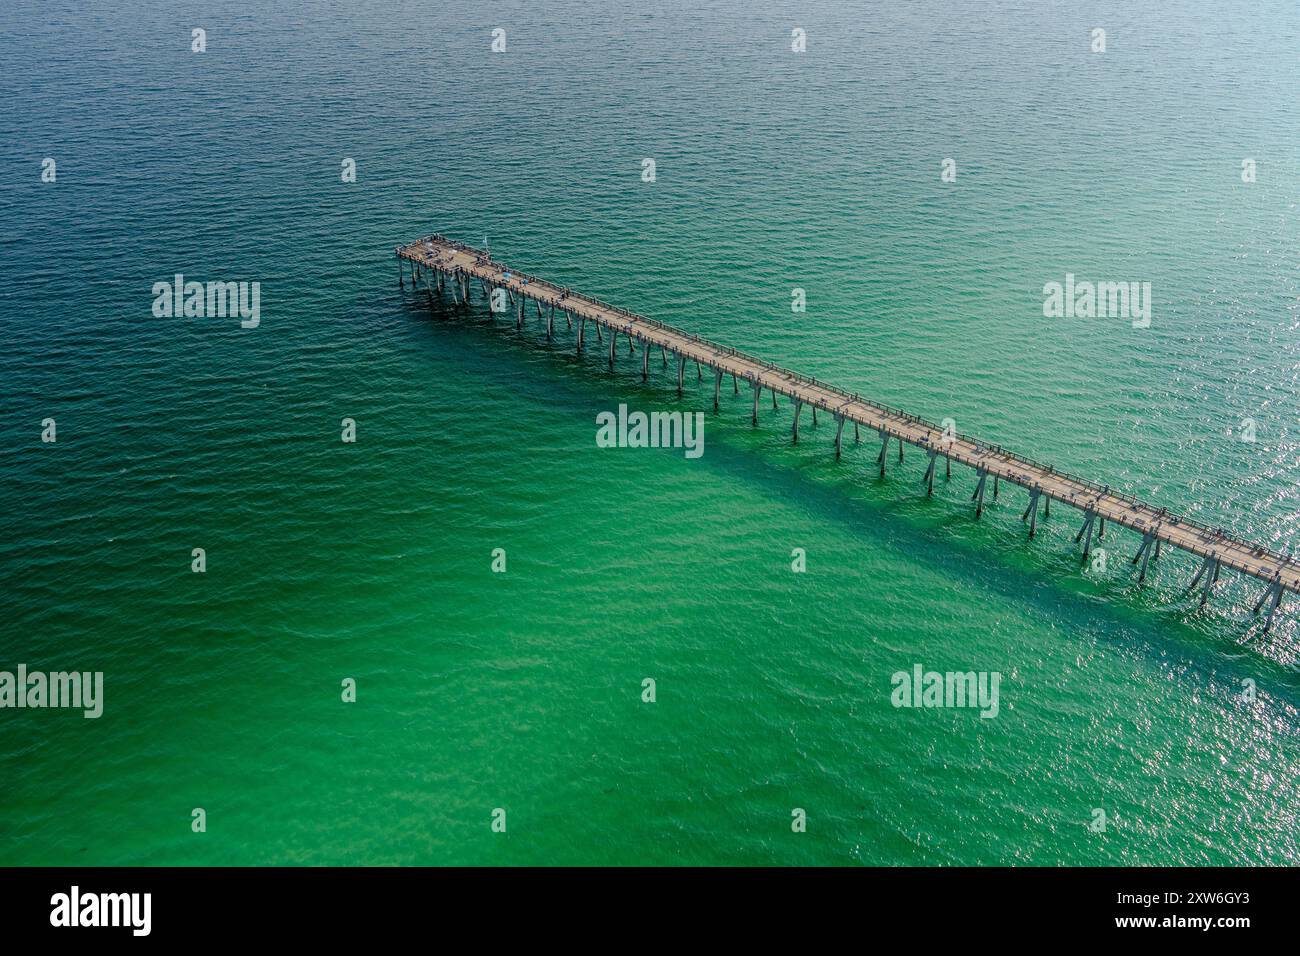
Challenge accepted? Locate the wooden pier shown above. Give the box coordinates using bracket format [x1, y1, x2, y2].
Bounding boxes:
[396, 234, 1297, 632]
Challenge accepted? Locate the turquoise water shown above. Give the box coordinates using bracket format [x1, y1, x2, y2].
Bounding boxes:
[1, 0, 1299, 865]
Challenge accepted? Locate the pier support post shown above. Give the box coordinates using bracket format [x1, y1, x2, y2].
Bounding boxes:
[1265, 584, 1284, 633]
[1189, 554, 1212, 589]
[1097, 517, 1105, 540]
[834, 414, 846, 459]
[752, 381, 761, 425]
[662, 345, 668, 368]
[1254, 575, 1285, 633]
[792, 400, 804, 443]
[577, 318, 585, 352]
[1203, 560, 1221, 606]
[1137, 537, 1152, 583]
[972, 469, 988, 519]
[449, 270, 461, 306]
[1253, 576, 1277, 614]
[713, 368, 723, 411]
[546, 309, 554, 340]
[855, 423, 860, 443]
[945, 455, 950, 480]
[733, 373, 738, 395]
[1076, 509, 1097, 559]
[877, 431, 890, 477]
[1022, 486, 1042, 537]
[812, 405, 818, 427]
[398, 257, 404, 288]
[609, 330, 617, 368]
[924, 448, 937, 496]
[677, 354, 686, 395]
[1189, 554, 1222, 606]
[1132, 529, 1157, 583]
[517, 294, 524, 328]
[643, 344, 650, 380]
[993, 475, 999, 500]
[898, 438, 904, 463]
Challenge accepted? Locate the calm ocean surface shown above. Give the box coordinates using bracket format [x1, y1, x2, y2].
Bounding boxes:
[1, 0, 1298, 865]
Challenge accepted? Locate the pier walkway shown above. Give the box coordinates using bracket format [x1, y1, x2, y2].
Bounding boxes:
[397, 234, 1296, 632]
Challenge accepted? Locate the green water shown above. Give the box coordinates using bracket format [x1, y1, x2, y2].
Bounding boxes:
[2, 0, 1299, 865]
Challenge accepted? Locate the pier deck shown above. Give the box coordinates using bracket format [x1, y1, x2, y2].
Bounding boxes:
[397, 234, 1297, 629]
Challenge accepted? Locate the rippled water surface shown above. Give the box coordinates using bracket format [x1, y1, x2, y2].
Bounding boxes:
[1, 0, 1298, 864]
